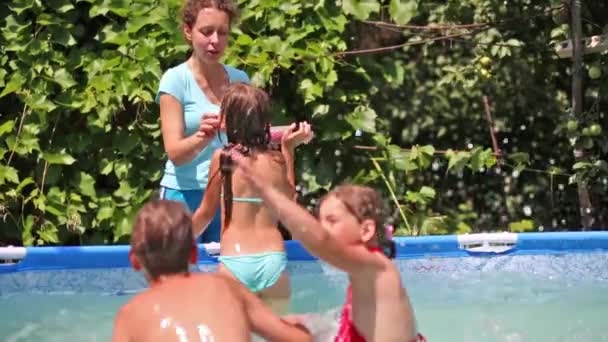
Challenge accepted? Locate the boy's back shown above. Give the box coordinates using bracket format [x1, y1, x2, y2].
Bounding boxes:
[113, 199, 311, 342]
[114, 273, 251, 341]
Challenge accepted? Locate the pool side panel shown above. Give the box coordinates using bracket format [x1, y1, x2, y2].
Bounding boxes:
[511, 231, 608, 255]
[2, 232, 608, 273]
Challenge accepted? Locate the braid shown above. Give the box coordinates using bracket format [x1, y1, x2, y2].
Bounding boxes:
[219, 144, 250, 231]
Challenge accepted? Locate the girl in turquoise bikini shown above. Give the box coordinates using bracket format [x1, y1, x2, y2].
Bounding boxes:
[192, 83, 313, 312]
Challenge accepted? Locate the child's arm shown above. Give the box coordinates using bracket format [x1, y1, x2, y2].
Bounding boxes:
[281, 122, 314, 197]
[281, 145, 297, 196]
[191, 150, 222, 238]
[226, 277, 312, 342]
[232, 151, 384, 274]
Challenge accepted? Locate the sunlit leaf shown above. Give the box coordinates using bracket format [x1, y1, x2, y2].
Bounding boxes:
[389, 0, 417, 25]
[342, 0, 380, 20]
[42, 151, 76, 165]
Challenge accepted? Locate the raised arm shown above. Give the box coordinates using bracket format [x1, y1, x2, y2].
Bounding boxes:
[281, 146, 297, 195]
[280, 122, 314, 196]
[231, 151, 383, 274]
[159, 94, 218, 166]
[225, 277, 312, 342]
[192, 150, 222, 238]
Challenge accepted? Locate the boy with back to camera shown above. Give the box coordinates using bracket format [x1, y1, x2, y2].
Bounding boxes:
[112, 199, 312, 342]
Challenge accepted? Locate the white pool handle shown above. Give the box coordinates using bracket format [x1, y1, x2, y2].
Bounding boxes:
[457, 232, 518, 253]
[202, 242, 221, 255]
[0, 246, 27, 261]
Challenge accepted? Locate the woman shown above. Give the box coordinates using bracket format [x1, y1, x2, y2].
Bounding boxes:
[155, 0, 248, 243]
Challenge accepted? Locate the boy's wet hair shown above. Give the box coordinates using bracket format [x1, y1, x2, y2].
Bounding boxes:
[319, 184, 396, 258]
[131, 200, 195, 279]
[216, 83, 273, 229]
[182, 0, 239, 28]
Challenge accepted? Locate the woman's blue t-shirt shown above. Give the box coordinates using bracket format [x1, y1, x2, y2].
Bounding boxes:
[155, 62, 250, 190]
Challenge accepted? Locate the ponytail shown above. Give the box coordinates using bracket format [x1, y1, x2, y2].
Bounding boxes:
[381, 239, 396, 259]
[219, 144, 250, 231]
[220, 146, 234, 230]
[382, 224, 396, 259]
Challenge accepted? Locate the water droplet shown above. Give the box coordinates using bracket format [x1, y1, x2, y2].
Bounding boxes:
[538, 225, 544, 232]
[585, 207, 592, 214]
[235, 243, 241, 253]
[512, 170, 520, 178]
[432, 161, 440, 171]
[503, 138, 509, 144]
[334, 149, 341, 156]
[523, 205, 532, 216]
[295, 185, 302, 192]
[355, 130, 362, 137]
[467, 143, 473, 149]
[160, 317, 172, 329]
[198, 325, 215, 340]
[558, 184, 565, 191]
[561, 219, 566, 224]
[549, 159, 555, 165]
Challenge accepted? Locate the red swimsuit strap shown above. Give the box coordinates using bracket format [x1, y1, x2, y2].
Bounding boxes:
[367, 246, 382, 253]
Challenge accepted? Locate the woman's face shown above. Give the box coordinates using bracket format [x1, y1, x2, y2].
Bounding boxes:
[184, 7, 230, 64]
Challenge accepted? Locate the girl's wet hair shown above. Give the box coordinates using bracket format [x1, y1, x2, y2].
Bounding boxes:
[131, 200, 194, 279]
[217, 83, 272, 228]
[319, 184, 396, 258]
[182, 0, 239, 28]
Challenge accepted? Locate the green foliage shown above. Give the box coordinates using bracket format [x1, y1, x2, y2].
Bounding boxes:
[1, 0, 607, 246]
[0, 0, 176, 245]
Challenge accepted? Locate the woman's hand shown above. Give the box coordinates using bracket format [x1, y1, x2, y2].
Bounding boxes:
[281, 121, 313, 152]
[196, 113, 221, 139]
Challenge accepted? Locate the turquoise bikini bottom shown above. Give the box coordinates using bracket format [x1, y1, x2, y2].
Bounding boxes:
[218, 251, 287, 292]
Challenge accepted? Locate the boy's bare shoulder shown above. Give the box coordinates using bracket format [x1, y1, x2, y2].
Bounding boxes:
[115, 288, 151, 318]
[190, 272, 242, 291]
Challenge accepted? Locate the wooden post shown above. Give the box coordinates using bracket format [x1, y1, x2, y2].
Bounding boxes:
[571, 0, 594, 229]
[482, 96, 502, 163]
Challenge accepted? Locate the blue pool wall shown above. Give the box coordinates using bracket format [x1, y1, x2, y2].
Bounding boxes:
[2, 231, 608, 274]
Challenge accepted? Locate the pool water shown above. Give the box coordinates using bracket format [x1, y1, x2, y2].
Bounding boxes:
[1, 253, 608, 341]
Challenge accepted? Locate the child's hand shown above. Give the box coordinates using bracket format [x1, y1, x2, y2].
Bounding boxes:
[282, 315, 311, 338]
[282, 314, 305, 326]
[281, 122, 313, 152]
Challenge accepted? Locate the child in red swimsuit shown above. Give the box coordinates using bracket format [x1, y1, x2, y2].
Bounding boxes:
[231, 152, 425, 342]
